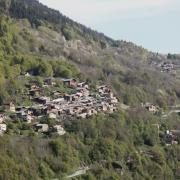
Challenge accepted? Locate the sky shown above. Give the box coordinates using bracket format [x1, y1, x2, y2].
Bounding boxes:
[39, 0, 180, 54]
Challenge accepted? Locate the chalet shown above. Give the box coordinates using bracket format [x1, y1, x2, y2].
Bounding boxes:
[34, 123, 49, 133]
[161, 62, 174, 72]
[146, 105, 157, 113]
[34, 97, 50, 104]
[48, 112, 57, 119]
[0, 124, 7, 135]
[97, 85, 110, 94]
[103, 91, 114, 99]
[52, 98, 65, 104]
[52, 91, 64, 98]
[143, 103, 158, 113]
[73, 106, 84, 114]
[53, 125, 66, 135]
[44, 78, 56, 86]
[29, 89, 41, 97]
[21, 72, 32, 77]
[165, 133, 175, 145]
[29, 84, 41, 96]
[16, 110, 26, 118]
[25, 72, 31, 77]
[30, 84, 40, 90]
[77, 82, 89, 89]
[76, 92, 83, 98]
[67, 108, 75, 115]
[23, 115, 34, 124]
[165, 130, 179, 145]
[112, 161, 124, 175]
[30, 107, 45, 116]
[3, 102, 16, 112]
[86, 108, 97, 117]
[0, 114, 6, 123]
[109, 106, 117, 113]
[62, 78, 77, 88]
[76, 113, 87, 119]
[76, 88, 90, 97]
[46, 104, 61, 111]
[16, 107, 26, 112]
[96, 103, 108, 112]
[109, 97, 118, 104]
[64, 94, 73, 102]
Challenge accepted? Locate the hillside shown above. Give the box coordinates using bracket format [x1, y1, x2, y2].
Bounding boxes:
[0, 0, 180, 179]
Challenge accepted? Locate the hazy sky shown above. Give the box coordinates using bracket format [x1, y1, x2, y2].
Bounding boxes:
[39, 0, 180, 53]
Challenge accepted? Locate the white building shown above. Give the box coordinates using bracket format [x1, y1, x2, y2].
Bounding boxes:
[0, 124, 7, 135]
[53, 125, 66, 135]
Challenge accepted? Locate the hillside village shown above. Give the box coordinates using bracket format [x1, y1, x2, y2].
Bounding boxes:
[0, 75, 179, 146]
[0, 76, 118, 136]
[149, 56, 180, 77]
[0, 0, 180, 179]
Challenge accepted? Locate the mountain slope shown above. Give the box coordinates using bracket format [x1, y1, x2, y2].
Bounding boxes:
[0, 0, 180, 179]
[1, 8, 179, 107]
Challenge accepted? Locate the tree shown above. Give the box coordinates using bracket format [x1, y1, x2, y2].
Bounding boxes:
[37, 61, 53, 77]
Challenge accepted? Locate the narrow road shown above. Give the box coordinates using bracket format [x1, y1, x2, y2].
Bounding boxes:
[66, 167, 90, 179]
[162, 110, 180, 118]
[168, 104, 180, 108]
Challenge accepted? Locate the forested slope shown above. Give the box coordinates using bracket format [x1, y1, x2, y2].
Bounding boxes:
[0, 0, 179, 179]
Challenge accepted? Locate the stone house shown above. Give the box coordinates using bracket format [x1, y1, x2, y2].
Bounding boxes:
[97, 85, 110, 93]
[76, 113, 87, 119]
[109, 106, 117, 113]
[0, 124, 7, 135]
[77, 88, 90, 97]
[169, 130, 180, 144]
[30, 85, 40, 91]
[165, 130, 178, 145]
[146, 105, 157, 113]
[62, 78, 77, 88]
[30, 107, 45, 117]
[24, 72, 31, 77]
[48, 112, 57, 119]
[23, 115, 34, 124]
[109, 97, 118, 104]
[0, 114, 6, 123]
[35, 124, 49, 133]
[64, 94, 74, 102]
[29, 89, 41, 97]
[161, 62, 174, 72]
[16, 110, 26, 118]
[44, 78, 56, 86]
[53, 125, 66, 135]
[143, 103, 158, 113]
[34, 97, 50, 104]
[96, 103, 108, 112]
[52, 98, 65, 104]
[3, 101, 16, 112]
[86, 108, 97, 117]
[77, 82, 89, 89]
[52, 91, 64, 98]
[66, 108, 75, 115]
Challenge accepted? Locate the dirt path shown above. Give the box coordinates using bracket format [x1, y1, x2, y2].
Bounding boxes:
[66, 167, 90, 179]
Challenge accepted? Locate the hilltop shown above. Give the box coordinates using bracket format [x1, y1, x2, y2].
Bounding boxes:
[0, 0, 180, 179]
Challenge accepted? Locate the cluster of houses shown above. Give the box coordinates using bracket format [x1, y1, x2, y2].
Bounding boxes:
[160, 62, 174, 72]
[0, 78, 118, 135]
[150, 61, 175, 73]
[28, 79, 118, 119]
